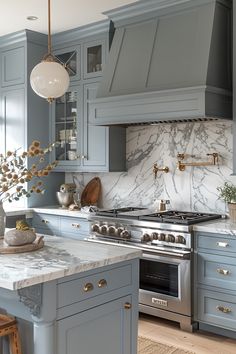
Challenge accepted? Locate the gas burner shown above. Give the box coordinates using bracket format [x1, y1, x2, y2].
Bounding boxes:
[139, 210, 222, 225]
[96, 207, 145, 217]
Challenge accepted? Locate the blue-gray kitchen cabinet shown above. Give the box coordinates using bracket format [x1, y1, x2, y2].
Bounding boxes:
[32, 212, 89, 240]
[57, 295, 132, 354]
[194, 231, 236, 338]
[50, 23, 126, 173]
[0, 30, 65, 207]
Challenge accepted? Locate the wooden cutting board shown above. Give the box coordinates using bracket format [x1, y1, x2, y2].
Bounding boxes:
[81, 177, 101, 207]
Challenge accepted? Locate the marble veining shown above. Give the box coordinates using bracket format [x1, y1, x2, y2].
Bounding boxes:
[67, 120, 236, 214]
[0, 236, 141, 290]
[193, 218, 236, 236]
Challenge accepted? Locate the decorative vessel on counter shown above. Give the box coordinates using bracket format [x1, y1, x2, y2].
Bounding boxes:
[4, 220, 36, 246]
[217, 182, 236, 222]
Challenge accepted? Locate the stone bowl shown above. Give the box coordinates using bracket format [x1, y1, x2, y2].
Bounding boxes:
[4, 229, 37, 246]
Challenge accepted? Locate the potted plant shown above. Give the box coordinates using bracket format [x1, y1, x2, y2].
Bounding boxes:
[217, 182, 236, 221]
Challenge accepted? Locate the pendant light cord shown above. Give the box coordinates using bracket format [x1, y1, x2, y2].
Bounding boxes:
[48, 0, 52, 55]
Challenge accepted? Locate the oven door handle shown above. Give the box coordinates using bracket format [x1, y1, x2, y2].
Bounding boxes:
[142, 250, 191, 260]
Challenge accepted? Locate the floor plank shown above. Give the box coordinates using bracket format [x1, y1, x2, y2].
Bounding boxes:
[138, 314, 236, 354]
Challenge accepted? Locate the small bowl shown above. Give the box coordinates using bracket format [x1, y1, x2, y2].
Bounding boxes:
[56, 192, 74, 208]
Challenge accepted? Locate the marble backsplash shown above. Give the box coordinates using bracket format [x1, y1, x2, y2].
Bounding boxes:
[66, 120, 236, 214]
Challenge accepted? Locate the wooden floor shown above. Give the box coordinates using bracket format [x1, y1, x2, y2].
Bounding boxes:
[138, 314, 236, 354]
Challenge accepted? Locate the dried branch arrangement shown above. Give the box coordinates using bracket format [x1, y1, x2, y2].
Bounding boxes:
[0, 141, 57, 203]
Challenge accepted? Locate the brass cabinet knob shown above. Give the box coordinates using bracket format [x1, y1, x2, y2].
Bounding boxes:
[98, 279, 107, 288]
[42, 219, 49, 224]
[216, 305, 231, 314]
[124, 302, 132, 310]
[72, 223, 80, 228]
[83, 283, 94, 292]
[217, 268, 230, 276]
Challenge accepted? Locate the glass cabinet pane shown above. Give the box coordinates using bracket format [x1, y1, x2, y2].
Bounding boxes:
[87, 45, 102, 74]
[55, 51, 77, 77]
[55, 90, 78, 162]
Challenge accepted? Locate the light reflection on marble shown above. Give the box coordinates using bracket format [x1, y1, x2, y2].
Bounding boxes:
[193, 218, 236, 236]
[0, 236, 141, 290]
[67, 120, 236, 214]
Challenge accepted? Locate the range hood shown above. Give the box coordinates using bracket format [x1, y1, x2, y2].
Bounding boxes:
[90, 0, 232, 125]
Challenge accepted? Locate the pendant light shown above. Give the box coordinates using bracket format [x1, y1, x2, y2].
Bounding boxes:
[30, 0, 70, 103]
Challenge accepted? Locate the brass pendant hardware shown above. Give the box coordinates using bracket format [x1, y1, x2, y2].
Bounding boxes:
[217, 268, 230, 276]
[124, 302, 132, 310]
[98, 279, 107, 288]
[216, 305, 231, 314]
[83, 283, 94, 292]
[153, 163, 169, 179]
[177, 152, 219, 171]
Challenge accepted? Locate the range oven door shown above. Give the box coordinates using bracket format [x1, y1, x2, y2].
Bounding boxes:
[139, 251, 191, 316]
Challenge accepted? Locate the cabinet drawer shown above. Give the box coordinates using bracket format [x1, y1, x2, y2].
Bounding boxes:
[198, 253, 236, 291]
[197, 233, 236, 254]
[32, 213, 59, 234]
[60, 217, 89, 238]
[198, 289, 236, 330]
[58, 264, 132, 308]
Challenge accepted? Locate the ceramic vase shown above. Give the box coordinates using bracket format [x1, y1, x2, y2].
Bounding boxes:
[0, 201, 6, 237]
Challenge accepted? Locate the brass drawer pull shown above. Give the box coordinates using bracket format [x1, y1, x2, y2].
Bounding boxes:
[124, 302, 132, 310]
[217, 268, 230, 276]
[216, 242, 229, 248]
[83, 283, 94, 292]
[42, 219, 49, 224]
[72, 223, 80, 228]
[98, 279, 107, 288]
[216, 305, 231, 314]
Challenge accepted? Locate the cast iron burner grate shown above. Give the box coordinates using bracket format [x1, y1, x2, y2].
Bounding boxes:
[96, 207, 145, 217]
[139, 210, 222, 225]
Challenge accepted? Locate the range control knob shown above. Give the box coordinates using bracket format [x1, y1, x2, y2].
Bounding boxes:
[142, 233, 151, 243]
[91, 224, 100, 233]
[165, 234, 175, 243]
[175, 235, 186, 244]
[108, 226, 117, 235]
[151, 232, 159, 240]
[120, 230, 131, 240]
[158, 233, 165, 241]
[99, 225, 108, 235]
[116, 227, 124, 236]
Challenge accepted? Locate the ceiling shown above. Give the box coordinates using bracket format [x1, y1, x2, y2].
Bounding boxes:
[0, 0, 139, 37]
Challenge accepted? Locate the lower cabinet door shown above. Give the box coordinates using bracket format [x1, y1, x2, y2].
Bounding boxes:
[57, 295, 132, 354]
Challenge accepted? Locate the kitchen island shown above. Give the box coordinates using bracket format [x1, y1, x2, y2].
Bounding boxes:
[0, 236, 141, 354]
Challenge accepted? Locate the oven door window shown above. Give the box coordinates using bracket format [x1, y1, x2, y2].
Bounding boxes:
[140, 259, 178, 297]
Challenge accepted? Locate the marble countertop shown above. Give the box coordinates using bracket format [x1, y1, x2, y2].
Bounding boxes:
[193, 218, 236, 235]
[4, 206, 91, 219]
[0, 235, 141, 291]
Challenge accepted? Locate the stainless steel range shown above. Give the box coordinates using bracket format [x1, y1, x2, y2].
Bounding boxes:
[87, 208, 222, 332]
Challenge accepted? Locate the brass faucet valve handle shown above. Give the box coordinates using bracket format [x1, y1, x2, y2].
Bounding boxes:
[153, 163, 169, 179]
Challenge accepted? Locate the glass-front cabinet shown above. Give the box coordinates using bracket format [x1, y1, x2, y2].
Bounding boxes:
[54, 45, 81, 82]
[51, 85, 81, 170]
[83, 40, 106, 79]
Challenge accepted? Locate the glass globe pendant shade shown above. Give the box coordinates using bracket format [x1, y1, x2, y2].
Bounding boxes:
[30, 60, 70, 102]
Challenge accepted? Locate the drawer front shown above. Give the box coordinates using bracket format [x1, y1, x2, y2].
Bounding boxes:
[58, 264, 132, 308]
[197, 234, 236, 254]
[60, 217, 89, 238]
[198, 289, 236, 330]
[32, 213, 59, 234]
[198, 253, 236, 291]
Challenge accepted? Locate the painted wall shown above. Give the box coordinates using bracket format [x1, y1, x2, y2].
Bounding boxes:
[66, 120, 236, 214]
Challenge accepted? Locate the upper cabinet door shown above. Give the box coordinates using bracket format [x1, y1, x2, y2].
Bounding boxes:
[1, 46, 25, 87]
[51, 85, 81, 171]
[83, 39, 106, 79]
[54, 45, 81, 82]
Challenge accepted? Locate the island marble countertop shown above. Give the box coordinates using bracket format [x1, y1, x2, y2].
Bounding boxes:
[193, 218, 236, 235]
[0, 236, 141, 291]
